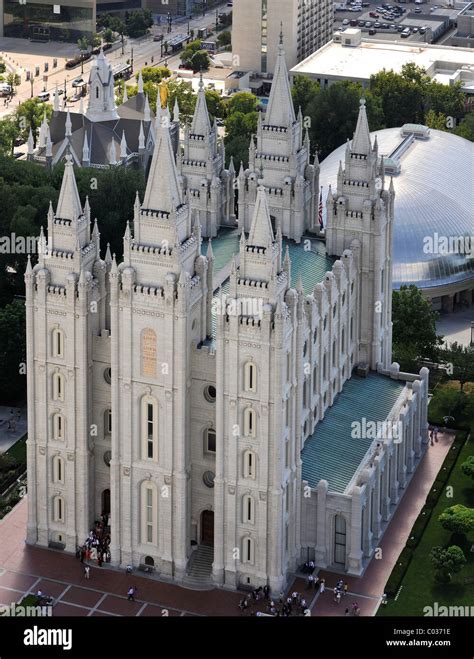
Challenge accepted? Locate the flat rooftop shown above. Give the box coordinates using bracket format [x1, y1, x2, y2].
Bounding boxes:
[291, 39, 474, 84]
[301, 373, 407, 493]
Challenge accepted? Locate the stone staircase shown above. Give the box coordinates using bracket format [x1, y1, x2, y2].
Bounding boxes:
[182, 545, 215, 590]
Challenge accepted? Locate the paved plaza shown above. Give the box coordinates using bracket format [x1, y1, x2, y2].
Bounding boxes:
[437, 306, 474, 348]
[0, 430, 454, 618]
[0, 407, 27, 453]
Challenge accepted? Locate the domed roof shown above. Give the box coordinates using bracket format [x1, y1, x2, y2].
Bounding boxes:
[319, 126, 474, 292]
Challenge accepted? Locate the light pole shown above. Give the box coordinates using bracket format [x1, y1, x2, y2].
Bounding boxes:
[470, 321, 474, 346]
[121, 32, 124, 56]
[29, 71, 34, 98]
[215, 8, 218, 33]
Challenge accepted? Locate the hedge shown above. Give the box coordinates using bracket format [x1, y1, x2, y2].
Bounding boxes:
[385, 546, 414, 597]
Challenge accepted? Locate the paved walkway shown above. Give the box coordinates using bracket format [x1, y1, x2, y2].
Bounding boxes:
[0, 406, 27, 453]
[296, 430, 455, 617]
[437, 306, 474, 348]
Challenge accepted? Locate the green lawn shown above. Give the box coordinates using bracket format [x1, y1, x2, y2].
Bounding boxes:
[5, 433, 27, 464]
[379, 437, 474, 616]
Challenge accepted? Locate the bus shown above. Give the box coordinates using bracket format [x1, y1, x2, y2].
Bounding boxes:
[112, 63, 133, 81]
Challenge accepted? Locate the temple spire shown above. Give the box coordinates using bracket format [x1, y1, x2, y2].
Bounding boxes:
[191, 70, 211, 135]
[351, 97, 371, 155]
[56, 152, 82, 221]
[248, 186, 274, 247]
[142, 116, 183, 213]
[265, 28, 295, 127]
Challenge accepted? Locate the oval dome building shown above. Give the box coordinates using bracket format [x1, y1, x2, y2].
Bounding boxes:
[319, 125, 474, 312]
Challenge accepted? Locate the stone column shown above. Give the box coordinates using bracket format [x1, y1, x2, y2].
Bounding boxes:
[347, 485, 364, 575]
[314, 479, 328, 567]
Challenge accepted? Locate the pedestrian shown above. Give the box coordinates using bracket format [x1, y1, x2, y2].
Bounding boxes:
[345, 607, 350, 616]
[343, 582, 348, 596]
[434, 426, 439, 442]
[429, 429, 434, 445]
[307, 574, 314, 589]
[292, 591, 298, 604]
[319, 578, 325, 594]
[336, 591, 341, 605]
[84, 565, 90, 579]
[279, 591, 284, 604]
[263, 584, 269, 600]
[127, 586, 136, 601]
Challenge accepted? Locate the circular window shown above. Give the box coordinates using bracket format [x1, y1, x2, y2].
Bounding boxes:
[203, 471, 215, 488]
[104, 450, 112, 467]
[204, 385, 216, 402]
[104, 368, 112, 384]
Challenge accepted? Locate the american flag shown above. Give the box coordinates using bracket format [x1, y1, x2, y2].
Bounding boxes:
[318, 186, 324, 230]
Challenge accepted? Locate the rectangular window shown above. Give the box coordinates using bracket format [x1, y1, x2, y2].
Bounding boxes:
[207, 429, 216, 453]
[147, 404, 154, 459]
[146, 488, 153, 543]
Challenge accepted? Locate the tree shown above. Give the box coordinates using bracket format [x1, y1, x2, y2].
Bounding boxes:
[167, 80, 196, 118]
[392, 285, 442, 367]
[136, 66, 170, 85]
[217, 30, 231, 48]
[125, 9, 153, 39]
[0, 117, 19, 156]
[429, 385, 466, 427]
[77, 36, 90, 59]
[224, 110, 258, 168]
[181, 49, 210, 73]
[205, 89, 226, 119]
[453, 111, 474, 142]
[461, 456, 474, 480]
[15, 99, 53, 147]
[292, 74, 320, 118]
[425, 109, 447, 131]
[103, 28, 114, 45]
[304, 81, 384, 160]
[430, 545, 466, 583]
[439, 343, 474, 391]
[225, 92, 258, 116]
[0, 300, 26, 403]
[370, 68, 425, 127]
[439, 505, 474, 537]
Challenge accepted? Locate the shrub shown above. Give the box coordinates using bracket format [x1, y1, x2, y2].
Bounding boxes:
[385, 547, 414, 597]
[439, 504, 474, 537]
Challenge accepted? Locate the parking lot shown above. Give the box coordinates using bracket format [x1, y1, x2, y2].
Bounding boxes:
[335, 0, 435, 42]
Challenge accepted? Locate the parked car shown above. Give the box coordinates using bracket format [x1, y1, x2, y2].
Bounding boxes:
[390, 23, 397, 29]
[374, 21, 381, 27]
[369, 28, 377, 35]
[342, 18, 350, 25]
[37, 91, 50, 101]
[419, 26, 427, 34]
[369, 12, 379, 17]
[358, 19, 365, 26]
[71, 77, 85, 88]
[412, 26, 419, 32]
[397, 24, 404, 31]
[415, 7, 422, 12]
[350, 18, 358, 25]
[365, 21, 372, 27]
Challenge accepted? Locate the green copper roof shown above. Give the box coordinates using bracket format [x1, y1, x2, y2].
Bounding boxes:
[301, 373, 407, 494]
[283, 238, 336, 295]
[204, 228, 240, 274]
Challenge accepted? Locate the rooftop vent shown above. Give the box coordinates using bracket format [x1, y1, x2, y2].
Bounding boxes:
[356, 363, 370, 378]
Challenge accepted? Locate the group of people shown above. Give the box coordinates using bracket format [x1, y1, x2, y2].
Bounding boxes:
[429, 426, 439, 445]
[332, 578, 349, 604]
[238, 587, 310, 617]
[76, 513, 111, 573]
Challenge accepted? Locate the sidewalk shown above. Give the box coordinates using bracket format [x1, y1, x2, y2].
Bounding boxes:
[302, 430, 455, 616]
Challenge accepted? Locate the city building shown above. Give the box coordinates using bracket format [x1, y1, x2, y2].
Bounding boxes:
[319, 125, 474, 312]
[290, 29, 474, 95]
[30, 49, 178, 171]
[450, 1, 474, 48]
[232, 0, 333, 74]
[25, 36, 430, 593]
[142, 0, 193, 17]
[1, 0, 95, 41]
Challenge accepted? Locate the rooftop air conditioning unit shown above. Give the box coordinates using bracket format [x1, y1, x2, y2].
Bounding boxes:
[356, 363, 370, 377]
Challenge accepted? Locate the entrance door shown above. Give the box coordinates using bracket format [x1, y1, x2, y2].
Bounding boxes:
[102, 489, 111, 516]
[201, 510, 214, 546]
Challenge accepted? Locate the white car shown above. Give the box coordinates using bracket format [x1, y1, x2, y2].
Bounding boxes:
[72, 77, 85, 88]
[0, 82, 12, 95]
[342, 19, 350, 25]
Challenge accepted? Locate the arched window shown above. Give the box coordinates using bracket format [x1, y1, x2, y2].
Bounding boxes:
[104, 409, 112, 435]
[53, 495, 65, 523]
[204, 428, 216, 453]
[52, 372, 64, 401]
[313, 366, 317, 394]
[242, 536, 255, 564]
[244, 361, 257, 393]
[243, 494, 255, 524]
[140, 481, 158, 545]
[334, 515, 347, 565]
[323, 354, 327, 379]
[243, 407, 256, 438]
[341, 327, 345, 354]
[52, 413, 64, 441]
[52, 328, 64, 358]
[141, 396, 158, 461]
[52, 455, 64, 484]
[350, 316, 354, 341]
[243, 450, 256, 479]
[332, 340, 337, 366]
[95, 85, 99, 99]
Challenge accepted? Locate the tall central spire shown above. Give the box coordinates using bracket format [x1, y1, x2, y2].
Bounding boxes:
[248, 186, 274, 247]
[191, 71, 211, 136]
[142, 122, 183, 213]
[351, 98, 371, 155]
[56, 153, 83, 221]
[264, 26, 296, 128]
